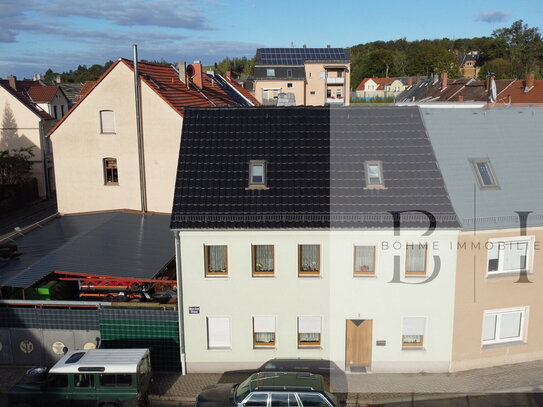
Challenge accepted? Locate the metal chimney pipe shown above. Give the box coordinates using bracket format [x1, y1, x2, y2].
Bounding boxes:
[133, 44, 148, 213]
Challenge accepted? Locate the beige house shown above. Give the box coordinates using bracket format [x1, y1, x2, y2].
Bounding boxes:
[424, 107, 543, 371]
[253, 48, 351, 106]
[48, 59, 258, 215]
[355, 77, 409, 100]
[0, 77, 55, 198]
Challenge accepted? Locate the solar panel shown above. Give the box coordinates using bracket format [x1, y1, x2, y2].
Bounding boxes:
[258, 48, 348, 64]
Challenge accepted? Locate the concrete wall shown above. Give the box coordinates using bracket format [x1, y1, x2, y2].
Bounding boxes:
[51, 62, 183, 214]
[451, 227, 543, 371]
[178, 229, 458, 373]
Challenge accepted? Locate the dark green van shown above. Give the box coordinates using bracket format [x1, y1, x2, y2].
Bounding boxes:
[8, 348, 151, 407]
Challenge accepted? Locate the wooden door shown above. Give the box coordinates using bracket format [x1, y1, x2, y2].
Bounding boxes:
[345, 319, 372, 372]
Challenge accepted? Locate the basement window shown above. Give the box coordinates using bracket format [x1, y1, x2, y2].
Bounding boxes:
[470, 158, 499, 189]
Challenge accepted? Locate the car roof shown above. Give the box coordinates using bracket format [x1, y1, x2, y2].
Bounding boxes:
[248, 372, 325, 392]
[260, 359, 341, 371]
[49, 349, 149, 374]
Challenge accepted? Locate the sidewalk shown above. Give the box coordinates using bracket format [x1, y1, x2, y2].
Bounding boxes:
[2, 360, 543, 406]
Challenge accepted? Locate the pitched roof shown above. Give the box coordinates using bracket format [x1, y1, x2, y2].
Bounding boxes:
[26, 85, 60, 103]
[170, 106, 459, 230]
[255, 48, 350, 65]
[48, 59, 250, 137]
[78, 81, 96, 99]
[356, 77, 396, 91]
[423, 107, 543, 230]
[222, 75, 260, 105]
[59, 83, 84, 103]
[495, 79, 543, 105]
[0, 212, 173, 289]
[0, 80, 52, 120]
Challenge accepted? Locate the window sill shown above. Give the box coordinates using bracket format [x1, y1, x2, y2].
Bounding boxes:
[298, 273, 321, 278]
[205, 274, 229, 279]
[252, 274, 275, 278]
[404, 273, 427, 278]
[207, 347, 232, 351]
[298, 345, 322, 349]
[486, 271, 533, 279]
[100, 132, 116, 135]
[482, 340, 526, 350]
[254, 346, 276, 350]
[402, 346, 425, 351]
[354, 273, 376, 278]
[363, 185, 387, 190]
[104, 183, 119, 186]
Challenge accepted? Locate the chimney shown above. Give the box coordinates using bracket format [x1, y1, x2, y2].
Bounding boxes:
[188, 61, 203, 89]
[326, 44, 331, 48]
[8, 75, 16, 90]
[407, 76, 413, 87]
[525, 73, 535, 92]
[178, 62, 187, 85]
[457, 95, 464, 102]
[225, 71, 232, 81]
[441, 72, 448, 90]
[303, 44, 307, 48]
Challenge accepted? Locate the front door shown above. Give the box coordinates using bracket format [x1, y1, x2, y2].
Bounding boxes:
[345, 319, 372, 372]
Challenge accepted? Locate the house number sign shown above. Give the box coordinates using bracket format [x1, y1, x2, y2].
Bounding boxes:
[189, 306, 200, 314]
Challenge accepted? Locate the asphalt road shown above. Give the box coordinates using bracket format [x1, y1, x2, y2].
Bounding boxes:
[0, 396, 184, 407]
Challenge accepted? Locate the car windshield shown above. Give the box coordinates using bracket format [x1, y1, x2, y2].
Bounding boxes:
[234, 377, 252, 402]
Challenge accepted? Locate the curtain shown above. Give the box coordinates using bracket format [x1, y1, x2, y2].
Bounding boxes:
[255, 333, 275, 343]
[208, 246, 227, 272]
[300, 245, 319, 271]
[354, 246, 375, 273]
[406, 245, 426, 273]
[299, 333, 319, 342]
[255, 245, 273, 272]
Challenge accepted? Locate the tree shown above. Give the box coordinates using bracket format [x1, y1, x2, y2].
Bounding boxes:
[477, 58, 513, 80]
[0, 147, 34, 185]
[492, 20, 543, 78]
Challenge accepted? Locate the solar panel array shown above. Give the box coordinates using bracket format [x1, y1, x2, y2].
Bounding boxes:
[258, 48, 348, 65]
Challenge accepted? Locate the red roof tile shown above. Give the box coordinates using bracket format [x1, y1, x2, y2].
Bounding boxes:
[496, 79, 543, 105]
[27, 85, 60, 103]
[356, 77, 396, 91]
[78, 81, 97, 99]
[0, 80, 52, 120]
[222, 76, 260, 106]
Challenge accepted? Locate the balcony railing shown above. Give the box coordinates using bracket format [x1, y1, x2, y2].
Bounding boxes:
[262, 99, 278, 106]
[326, 77, 344, 85]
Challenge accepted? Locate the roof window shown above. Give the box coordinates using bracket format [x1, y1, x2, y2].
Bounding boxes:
[248, 160, 268, 189]
[470, 158, 499, 189]
[364, 161, 385, 188]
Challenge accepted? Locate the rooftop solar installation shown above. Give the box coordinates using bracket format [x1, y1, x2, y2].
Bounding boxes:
[257, 48, 349, 65]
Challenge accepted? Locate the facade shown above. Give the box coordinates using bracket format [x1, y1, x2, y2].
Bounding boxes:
[253, 48, 351, 106]
[0, 77, 55, 198]
[424, 107, 543, 371]
[458, 52, 481, 79]
[171, 106, 460, 374]
[27, 85, 70, 120]
[355, 77, 409, 100]
[48, 59, 257, 215]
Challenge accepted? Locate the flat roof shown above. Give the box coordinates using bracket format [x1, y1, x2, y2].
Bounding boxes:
[0, 212, 174, 288]
[49, 348, 149, 374]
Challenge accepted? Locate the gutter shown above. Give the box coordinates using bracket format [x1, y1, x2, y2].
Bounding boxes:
[174, 231, 187, 375]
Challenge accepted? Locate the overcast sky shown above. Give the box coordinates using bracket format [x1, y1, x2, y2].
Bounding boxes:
[1, 0, 542, 79]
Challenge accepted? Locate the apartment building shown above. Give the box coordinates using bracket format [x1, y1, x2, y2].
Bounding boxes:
[253, 48, 351, 106]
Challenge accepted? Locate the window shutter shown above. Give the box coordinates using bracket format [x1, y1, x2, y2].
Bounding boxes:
[100, 110, 115, 133]
[298, 316, 321, 334]
[254, 316, 275, 333]
[207, 317, 230, 348]
[402, 317, 426, 336]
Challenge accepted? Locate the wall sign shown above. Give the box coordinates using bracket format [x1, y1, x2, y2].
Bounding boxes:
[376, 340, 386, 346]
[189, 306, 200, 314]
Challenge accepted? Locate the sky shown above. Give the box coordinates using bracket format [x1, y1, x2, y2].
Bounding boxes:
[1, 0, 542, 79]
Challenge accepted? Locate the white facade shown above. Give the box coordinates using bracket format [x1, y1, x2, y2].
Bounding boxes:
[177, 229, 459, 374]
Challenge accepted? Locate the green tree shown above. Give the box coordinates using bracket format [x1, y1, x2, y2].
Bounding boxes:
[0, 147, 34, 185]
[477, 58, 513, 80]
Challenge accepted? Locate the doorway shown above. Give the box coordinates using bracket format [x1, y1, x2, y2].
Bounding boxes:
[345, 319, 372, 372]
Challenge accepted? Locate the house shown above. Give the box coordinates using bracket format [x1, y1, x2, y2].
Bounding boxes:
[253, 47, 351, 106]
[48, 58, 258, 215]
[423, 107, 543, 371]
[170, 106, 460, 374]
[26, 85, 70, 120]
[355, 77, 410, 100]
[0, 76, 56, 198]
[458, 51, 481, 79]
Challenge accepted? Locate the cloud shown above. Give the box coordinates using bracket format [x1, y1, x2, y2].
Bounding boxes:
[0, 0, 35, 42]
[474, 10, 511, 23]
[38, 0, 213, 29]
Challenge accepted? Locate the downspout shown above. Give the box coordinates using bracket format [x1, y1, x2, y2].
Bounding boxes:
[40, 120, 50, 200]
[133, 44, 148, 213]
[174, 232, 186, 375]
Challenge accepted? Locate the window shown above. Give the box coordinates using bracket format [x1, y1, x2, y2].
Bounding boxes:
[48, 374, 68, 388]
[337, 71, 343, 78]
[309, 72, 312, 78]
[405, 244, 427, 275]
[53, 105, 58, 120]
[249, 160, 266, 187]
[103, 158, 118, 185]
[245, 393, 269, 407]
[298, 245, 320, 275]
[99, 110, 115, 133]
[287, 83, 293, 88]
[204, 245, 228, 277]
[470, 158, 499, 189]
[252, 245, 274, 276]
[365, 161, 384, 187]
[327, 89, 332, 97]
[266, 69, 275, 77]
[263, 89, 279, 104]
[487, 237, 532, 275]
[61, 105, 65, 116]
[298, 393, 330, 407]
[319, 71, 326, 79]
[286, 69, 293, 77]
[253, 316, 276, 348]
[336, 88, 342, 97]
[310, 91, 316, 95]
[353, 245, 376, 275]
[298, 316, 321, 347]
[483, 307, 526, 345]
[271, 393, 298, 407]
[402, 317, 426, 349]
[207, 316, 231, 349]
[74, 373, 94, 388]
[99, 374, 132, 387]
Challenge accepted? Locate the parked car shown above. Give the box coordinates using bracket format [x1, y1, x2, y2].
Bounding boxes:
[196, 371, 337, 407]
[8, 348, 152, 407]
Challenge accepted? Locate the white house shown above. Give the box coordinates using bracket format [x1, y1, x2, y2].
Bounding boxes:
[171, 106, 461, 375]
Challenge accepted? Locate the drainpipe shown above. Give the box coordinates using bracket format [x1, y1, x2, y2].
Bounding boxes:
[133, 44, 148, 213]
[174, 232, 186, 375]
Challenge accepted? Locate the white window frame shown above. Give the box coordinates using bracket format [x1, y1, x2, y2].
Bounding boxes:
[99, 110, 115, 133]
[482, 307, 527, 346]
[364, 160, 385, 188]
[207, 316, 231, 350]
[469, 158, 499, 189]
[253, 316, 276, 348]
[249, 160, 266, 187]
[266, 69, 275, 77]
[486, 236, 534, 277]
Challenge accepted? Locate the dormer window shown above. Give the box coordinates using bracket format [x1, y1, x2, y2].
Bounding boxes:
[470, 158, 499, 189]
[365, 161, 384, 188]
[266, 69, 275, 77]
[249, 160, 267, 188]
